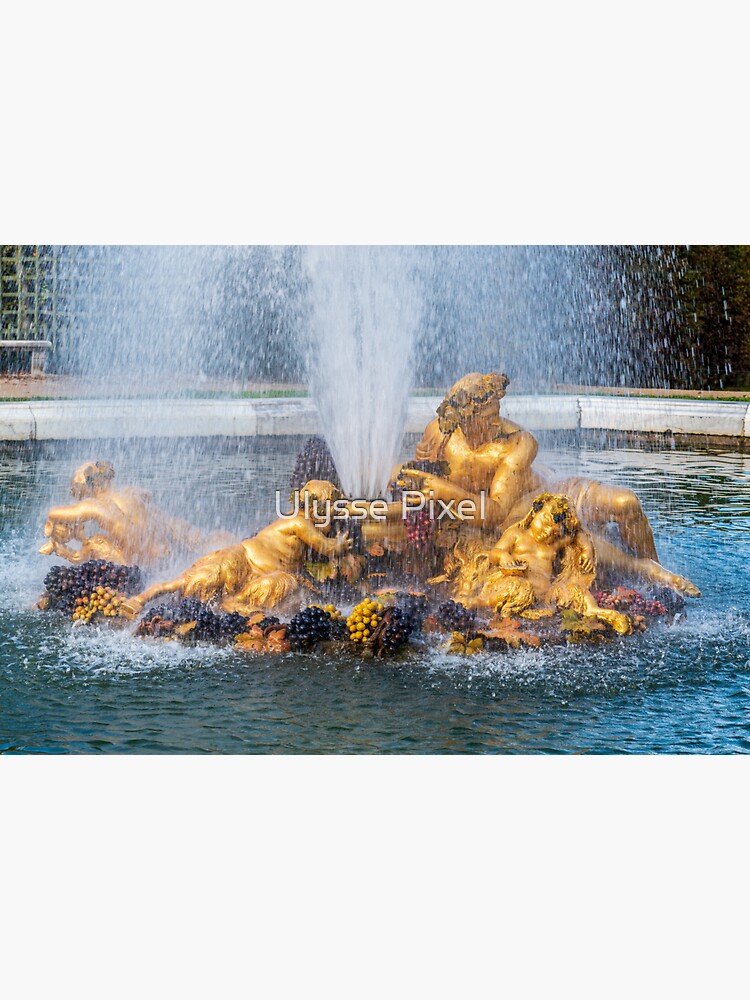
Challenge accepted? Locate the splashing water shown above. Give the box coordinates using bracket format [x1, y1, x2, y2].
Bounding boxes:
[45, 245, 692, 500]
[50, 245, 688, 391]
[54, 245, 305, 390]
[304, 246, 423, 496]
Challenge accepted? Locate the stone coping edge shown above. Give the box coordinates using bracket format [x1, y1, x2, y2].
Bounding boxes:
[1, 395, 749, 441]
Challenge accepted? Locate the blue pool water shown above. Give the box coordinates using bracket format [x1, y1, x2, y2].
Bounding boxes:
[1, 437, 749, 753]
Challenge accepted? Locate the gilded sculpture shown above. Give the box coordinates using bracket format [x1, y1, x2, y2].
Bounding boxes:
[39, 461, 236, 568]
[121, 480, 353, 617]
[400, 372, 700, 597]
[36, 373, 701, 656]
[445, 492, 632, 634]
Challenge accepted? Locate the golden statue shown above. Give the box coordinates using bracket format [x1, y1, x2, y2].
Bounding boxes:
[39, 460, 237, 568]
[121, 480, 353, 617]
[446, 493, 632, 634]
[401, 372, 700, 597]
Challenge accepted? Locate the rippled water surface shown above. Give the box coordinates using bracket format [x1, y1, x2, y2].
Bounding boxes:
[1, 436, 749, 753]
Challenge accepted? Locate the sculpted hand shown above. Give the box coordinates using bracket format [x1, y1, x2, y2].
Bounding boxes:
[39, 520, 76, 555]
[579, 552, 595, 575]
[338, 553, 366, 582]
[333, 533, 353, 554]
[119, 597, 142, 619]
[490, 551, 528, 573]
[398, 468, 441, 496]
[500, 559, 528, 574]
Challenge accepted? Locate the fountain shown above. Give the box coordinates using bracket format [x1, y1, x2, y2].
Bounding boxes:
[305, 245, 423, 497]
[1, 246, 748, 754]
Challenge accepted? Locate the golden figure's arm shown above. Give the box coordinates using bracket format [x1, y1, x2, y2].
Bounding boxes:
[46, 499, 113, 531]
[497, 416, 524, 435]
[414, 419, 445, 462]
[43, 519, 85, 541]
[39, 520, 84, 558]
[42, 539, 88, 563]
[576, 532, 597, 575]
[294, 520, 353, 557]
[382, 501, 408, 522]
[488, 527, 528, 570]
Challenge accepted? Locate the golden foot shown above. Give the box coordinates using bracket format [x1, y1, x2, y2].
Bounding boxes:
[119, 598, 143, 619]
[656, 570, 701, 598]
[596, 609, 633, 635]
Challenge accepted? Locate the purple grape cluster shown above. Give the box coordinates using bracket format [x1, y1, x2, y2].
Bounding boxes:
[44, 560, 143, 615]
[594, 589, 669, 617]
[404, 510, 436, 550]
[437, 600, 477, 632]
[393, 592, 429, 630]
[286, 605, 336, 650]
[138, 599, 249, 643]
[289, 436, 341, 493]
[381, 608, 414, 654]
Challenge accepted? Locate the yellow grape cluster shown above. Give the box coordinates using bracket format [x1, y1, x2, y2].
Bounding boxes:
[312, 602, 343, 621]
[347, 598, 384, 643]
[72, 586, 123, 623]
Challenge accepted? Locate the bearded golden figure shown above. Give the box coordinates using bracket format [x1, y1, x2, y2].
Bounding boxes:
[402, 372, 700, 597]
[121, 480, 353, 618]
[447, 493, 632, 634]
[39, 461, 237, 568]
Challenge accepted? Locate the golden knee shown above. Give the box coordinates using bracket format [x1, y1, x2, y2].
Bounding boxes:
[612, 490, 642, 517]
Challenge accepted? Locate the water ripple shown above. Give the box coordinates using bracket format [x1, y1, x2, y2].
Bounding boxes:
[1, 442, 749, 753]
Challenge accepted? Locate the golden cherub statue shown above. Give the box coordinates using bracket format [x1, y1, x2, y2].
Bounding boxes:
[401, 372, 700, 597]
[39, 460, 236, 568]
[448, 492, 632, 634]
[121, 480, 353, 617]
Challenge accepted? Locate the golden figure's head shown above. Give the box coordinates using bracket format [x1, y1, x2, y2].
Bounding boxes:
[70, 461, 116, 499]
[520, 493, 581, 541]
[298, 479, 343, 505]
[436, 372, 510, 435]
[295, 479, 344, 528]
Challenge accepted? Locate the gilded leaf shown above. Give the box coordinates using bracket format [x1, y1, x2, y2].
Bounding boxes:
[559, 610, 610, 643]
[445, 631, 485, 655]
[483, 619, 541, 649]
[304, 561, 338, 582]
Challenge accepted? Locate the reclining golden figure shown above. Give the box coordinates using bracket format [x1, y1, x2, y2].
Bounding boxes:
[121, 480, 353, 617]
[447, 493, 632, 634]
[39, 461, 236, 568]
[400, 372, 700, 597]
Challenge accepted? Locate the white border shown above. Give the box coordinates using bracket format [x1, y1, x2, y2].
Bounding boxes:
[2, 3, 749, 996]
[2, 757, 748, 1000]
